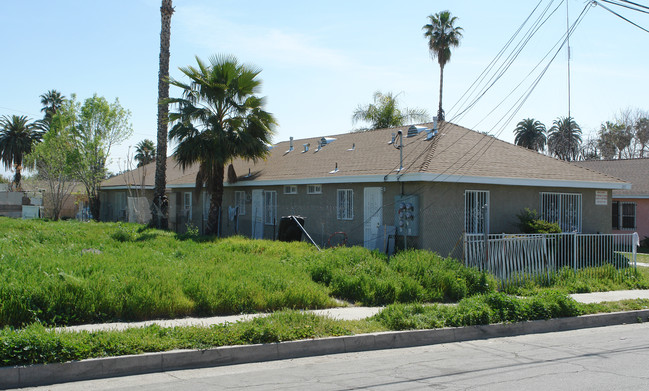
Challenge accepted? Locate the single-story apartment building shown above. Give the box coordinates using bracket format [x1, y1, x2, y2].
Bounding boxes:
[100, 121, 629, 256]
[574, 158, 648, 242]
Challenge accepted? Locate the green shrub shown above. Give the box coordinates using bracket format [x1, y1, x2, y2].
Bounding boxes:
[373, 292, 583, 330]
[516, 208, 562, 233]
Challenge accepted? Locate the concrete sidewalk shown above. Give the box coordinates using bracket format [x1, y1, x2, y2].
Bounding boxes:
[59, 289, 649, 333]
[5, 290, 649, 389]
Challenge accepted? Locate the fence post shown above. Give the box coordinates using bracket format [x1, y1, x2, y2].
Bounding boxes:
[463, 233, 467, 267]
[573, 232, 577, 275]
[633, 232, 639, 271]
[482, 204, 489, 268]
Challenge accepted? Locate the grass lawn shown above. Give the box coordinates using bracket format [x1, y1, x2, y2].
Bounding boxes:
[0, 218, 495, 327]
[2, 218, 649, 367]
[2, 294, 648, 367]
[636, 253, 649, 263]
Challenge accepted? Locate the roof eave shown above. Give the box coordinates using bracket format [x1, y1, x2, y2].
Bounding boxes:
[163, 173, 631, 190]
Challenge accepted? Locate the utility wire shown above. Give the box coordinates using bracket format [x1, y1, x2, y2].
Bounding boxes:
[594, 0, 649, 32]
[620, 0, 649, 10]
[600, 0, 649, 13]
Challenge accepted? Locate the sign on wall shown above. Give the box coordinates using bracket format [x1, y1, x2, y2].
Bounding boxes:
[595, 191, 608, 206]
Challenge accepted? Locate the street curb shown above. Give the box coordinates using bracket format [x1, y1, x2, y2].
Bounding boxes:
[2, 309, 649, 389]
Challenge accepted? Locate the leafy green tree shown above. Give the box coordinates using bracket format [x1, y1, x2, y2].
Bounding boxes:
[153, 0, 175, 230]
[547, 117, 582, 161]
[352, 91, 429, 130]
[67, 94, 133, 220]
[40, 90, 66, 124]
[423, 10, 463, 121]
[134, 139, 156, 167]
[634, 116, 649, 158]
[25, 106, 78, 220]
[514, 118, 546, 152]
[0, 115, 42, 189]
[168, 54, 276, 235]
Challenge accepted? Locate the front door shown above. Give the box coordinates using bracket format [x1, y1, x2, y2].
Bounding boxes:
[251, 189, 264, 239]
[364, 187, 383, 249]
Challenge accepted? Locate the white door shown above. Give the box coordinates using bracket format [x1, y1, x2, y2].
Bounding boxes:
[364, 187, 383, 249]
[251, 189, 264, 239]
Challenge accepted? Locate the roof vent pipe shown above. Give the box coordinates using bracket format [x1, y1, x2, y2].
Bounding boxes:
[433, 116, 438, 131]
[391, 130, 403, 171]
[288, 137, 294, 152]
[329, 162, 339, 174]
[302, 143, 310, 153]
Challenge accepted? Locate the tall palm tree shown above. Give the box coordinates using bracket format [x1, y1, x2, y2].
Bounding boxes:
[548, 117, 582, 161]
[134, 139, 156, 167]
[352, 91, 429, 130]
[514, 118, 546, 152]
[168, 54, 277, 235]
[153, 0, 174, 229]
[423, 10, 463, 121]
[39, 90, 66, 123]
[0, 115, 42, 189]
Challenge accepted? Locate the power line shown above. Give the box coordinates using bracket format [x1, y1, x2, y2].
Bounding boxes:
[600, 0, 649, 13]
[0, 106, 42, 118]
[619, 0, 649, 10]
[594, 0, 649, 32]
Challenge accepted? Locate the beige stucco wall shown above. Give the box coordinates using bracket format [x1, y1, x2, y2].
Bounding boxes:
[164, 182, 613, 257]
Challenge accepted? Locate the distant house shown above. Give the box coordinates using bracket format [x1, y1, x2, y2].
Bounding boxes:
[574, 158, 648, 241]
[0, 181, 86, 220]
[101, 121, 629, 256]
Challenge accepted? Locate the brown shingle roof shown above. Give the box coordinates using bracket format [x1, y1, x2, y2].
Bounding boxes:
[104, 122, 629, 190]
[573, 158, 649, 196]
[101, 156, 185, 188]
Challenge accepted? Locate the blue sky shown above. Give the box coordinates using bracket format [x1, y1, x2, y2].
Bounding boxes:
[1, 0, 648, 176]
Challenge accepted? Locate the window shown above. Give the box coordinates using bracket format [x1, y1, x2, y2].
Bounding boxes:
[540, 192, 581, 232]
[202, 191, 210, 222]
[183, 192, 192, 220]
[465, 190, 489, 234]
[612, 201, 636, 230]
[283, 185, 297, 194]
[337, 189, 353, 220]
[307, 184, 322, 194]
[234, 191, 246, 215]
[264, 191, 277, 225]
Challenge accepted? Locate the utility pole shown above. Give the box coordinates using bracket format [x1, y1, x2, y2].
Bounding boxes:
[566, 0, 572, 120]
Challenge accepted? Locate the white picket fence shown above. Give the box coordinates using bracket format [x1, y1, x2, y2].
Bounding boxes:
[464, 232, 639, 285]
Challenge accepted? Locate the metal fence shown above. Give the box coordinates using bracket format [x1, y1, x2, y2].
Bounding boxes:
[464, 232, 639, 286]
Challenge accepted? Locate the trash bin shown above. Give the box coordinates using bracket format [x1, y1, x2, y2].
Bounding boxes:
[277, 215, 304, 242]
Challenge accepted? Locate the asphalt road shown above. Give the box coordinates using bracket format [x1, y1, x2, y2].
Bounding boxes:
[22, 323, 649, 391]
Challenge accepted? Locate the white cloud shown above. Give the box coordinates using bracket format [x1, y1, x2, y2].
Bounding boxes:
[174, 5, 355, 71]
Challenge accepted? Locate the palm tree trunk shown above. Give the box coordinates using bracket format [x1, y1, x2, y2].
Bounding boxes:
[438, 64, 445, 121]
[152, 0, 174, 229]
[14, 165, 21, 191]
[206, 163, 224, 236]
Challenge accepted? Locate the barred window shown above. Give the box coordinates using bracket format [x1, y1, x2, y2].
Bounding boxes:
[337, 189, 353, 220]
[622, 202, 636, 229]
[202, 191, 210, 222]
[465, 190, 489, 234]
[613, 201, 636, 230]
[540, 192, 581, 232]
[264, 191, 277, 225]
[234, 191, 246, 215]
[183, 192, 192, 220]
